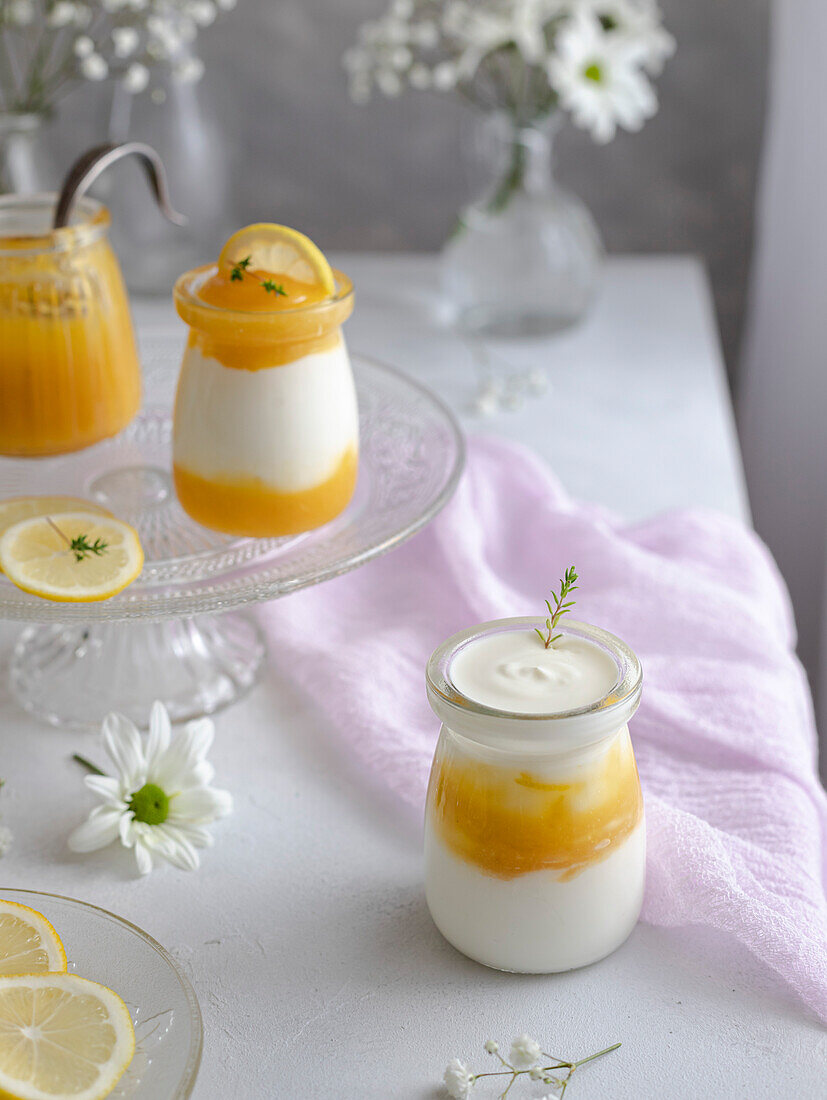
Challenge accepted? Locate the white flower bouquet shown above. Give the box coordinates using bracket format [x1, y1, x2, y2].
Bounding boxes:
[345, 0, 674, 143]
[0, 0, 236, 115]
[346, 1, 675, 343]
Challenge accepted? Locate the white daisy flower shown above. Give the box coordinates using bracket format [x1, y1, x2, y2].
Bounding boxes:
[581, 0, 675, 74]
[443, 1058, 475, 1099]
[548, 12, 657, 143]
[68, 702, 232, 876]
[508, 1033, 542, 1069]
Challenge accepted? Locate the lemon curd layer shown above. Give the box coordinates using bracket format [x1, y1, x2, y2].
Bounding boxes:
[428, 727, 643, 881]
[174, 446, 357, 537]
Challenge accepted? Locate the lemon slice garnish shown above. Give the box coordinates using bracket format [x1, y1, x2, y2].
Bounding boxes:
[0, 900, 67, 976]
[0, 973, 135, 1100]
[218, 223, 336, 294]
[0, 512, 143, 603]
[0, 498, 112, 572]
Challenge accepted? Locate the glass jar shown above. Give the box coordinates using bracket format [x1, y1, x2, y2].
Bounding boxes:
[0, 194, 141, 457]
[441, 112, 603, 337]
[425, 617, 644, 973]
[172, 267, 358, 537]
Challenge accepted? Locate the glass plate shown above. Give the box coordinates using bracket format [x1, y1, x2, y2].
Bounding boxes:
[0, 889, 202, 1099]
[0, 353, 465, 623]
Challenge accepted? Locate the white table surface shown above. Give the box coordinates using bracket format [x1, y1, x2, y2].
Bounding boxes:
[1, 256, 822, 1100]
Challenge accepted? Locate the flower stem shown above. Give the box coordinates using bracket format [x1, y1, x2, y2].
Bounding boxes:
[573, 1041, 621, 1067]
[72, 754, 105, 776]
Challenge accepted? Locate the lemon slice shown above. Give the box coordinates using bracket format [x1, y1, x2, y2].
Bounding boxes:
[0, 974, 135, 1100]
[0, 498, 112, 573]
[0, 901, 67, 976]
[0, 512, 143, 603]
[218, 223, 336, 294]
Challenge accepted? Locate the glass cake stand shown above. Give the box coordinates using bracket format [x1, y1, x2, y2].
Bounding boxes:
[0, 353, 464, 730]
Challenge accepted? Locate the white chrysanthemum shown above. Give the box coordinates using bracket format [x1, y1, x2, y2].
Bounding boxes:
[509, 1033, 542, 1069]
[68, 702, 232, 877]
[80, 53, 109, 81]
[548, 12, 657, 142]
[112, 25, 140, 58]
[443, 1058, 475, 1099]
[122, 61, 150, 93]
[581, 0, 675, 74]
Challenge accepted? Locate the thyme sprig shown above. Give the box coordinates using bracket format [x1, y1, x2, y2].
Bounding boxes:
[228, 256, 288, 296]
[535, 565, 578, 649]
[45, 517, 109, 563]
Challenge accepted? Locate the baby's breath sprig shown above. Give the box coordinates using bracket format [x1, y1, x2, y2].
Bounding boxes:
[45, 518, 108, 563]
[444, 1034, 620, 1099]
[535, 566, 579, 649]
[227, 257, 288, 297]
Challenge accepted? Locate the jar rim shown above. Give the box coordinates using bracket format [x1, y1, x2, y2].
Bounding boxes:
[0, 193, 110, 256]
[426, 617, 642, 750]
[173, 262, 354, 321]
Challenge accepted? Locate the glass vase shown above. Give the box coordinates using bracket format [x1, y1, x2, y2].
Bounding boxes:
[0, 112, 47, 194]
[441, 112, 603, 337]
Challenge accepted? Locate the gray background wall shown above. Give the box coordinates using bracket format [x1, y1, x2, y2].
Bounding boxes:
[55, 0, 769, 371]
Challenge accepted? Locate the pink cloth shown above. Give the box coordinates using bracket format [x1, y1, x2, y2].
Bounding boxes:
[260, 436, 827, 1022]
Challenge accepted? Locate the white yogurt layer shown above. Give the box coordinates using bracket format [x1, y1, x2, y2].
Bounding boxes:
[425, 819, 645, 973]
[449, 630, 619, 715]
[173, 340, 359, 491]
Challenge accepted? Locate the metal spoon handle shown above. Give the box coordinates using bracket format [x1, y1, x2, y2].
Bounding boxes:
[53, 142, 188, 230]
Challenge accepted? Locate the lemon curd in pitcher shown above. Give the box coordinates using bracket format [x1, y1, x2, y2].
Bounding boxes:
[0, 196, 141, 457]
[173, 224, 358, 537]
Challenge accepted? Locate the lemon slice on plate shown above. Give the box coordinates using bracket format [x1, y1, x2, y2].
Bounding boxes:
[0, 900, 67, 976]
[0, 512, 143, 603]
[218, 223, 336, 294]
[0, 498, 112, 572]
[0, 973, 135, 1100]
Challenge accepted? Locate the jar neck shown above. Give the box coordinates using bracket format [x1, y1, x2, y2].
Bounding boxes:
[478, 111, 558, 210]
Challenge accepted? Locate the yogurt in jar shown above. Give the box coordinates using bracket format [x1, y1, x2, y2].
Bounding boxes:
[172, 227, 358, 537]
[424, 618, 645, 973]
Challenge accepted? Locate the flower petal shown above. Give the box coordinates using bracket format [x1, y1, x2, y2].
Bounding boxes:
[84, 775, 125, 807]
[170, 786, 233, 823]
[151, 718, 214, 789]
[119, 812, 136, 848]
[170, 822, 214, 849]
[154, 825, 200, 871]
[68, 808, 123, 853]
[145, 700, 171, 771]
[134, 838, 154, 875]
[102, 711, 146, 788]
